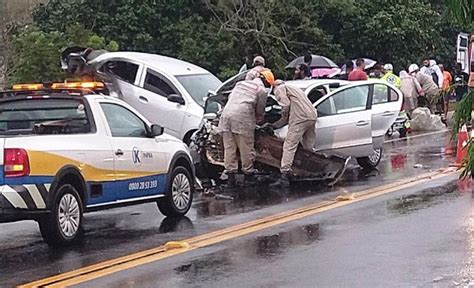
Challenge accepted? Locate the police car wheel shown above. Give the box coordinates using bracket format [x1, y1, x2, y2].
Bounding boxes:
[157, 166, 194, 217]
[356, 148, 383, 169]
[39, 184, 83, 246]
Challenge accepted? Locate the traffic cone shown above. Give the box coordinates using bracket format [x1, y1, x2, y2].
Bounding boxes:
[454, 125, 470, 167]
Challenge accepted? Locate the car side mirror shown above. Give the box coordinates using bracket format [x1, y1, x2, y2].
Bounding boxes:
[149, 124, 164, 137]
[167, 94, 185, 105]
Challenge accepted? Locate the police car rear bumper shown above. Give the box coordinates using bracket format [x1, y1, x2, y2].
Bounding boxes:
[0, 193, 48, 223]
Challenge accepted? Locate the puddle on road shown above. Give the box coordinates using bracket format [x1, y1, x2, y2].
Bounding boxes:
[174, 223, 320, 282]
[386, 182, 463, 216]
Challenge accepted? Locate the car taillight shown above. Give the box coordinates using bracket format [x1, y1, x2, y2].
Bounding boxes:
[4, 148, 30, 177]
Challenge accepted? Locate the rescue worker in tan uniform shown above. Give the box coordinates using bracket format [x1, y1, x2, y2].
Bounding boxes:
[246, 56, 268, 81]
[219, 70, 275, 187]
[265, 80, 317, 188]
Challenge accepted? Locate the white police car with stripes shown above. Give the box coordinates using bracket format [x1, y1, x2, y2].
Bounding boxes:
[0, 83, 195, 246]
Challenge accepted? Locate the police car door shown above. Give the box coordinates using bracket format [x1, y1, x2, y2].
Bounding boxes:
[370, 83, 402, 148]
[99, 101, 168, 201]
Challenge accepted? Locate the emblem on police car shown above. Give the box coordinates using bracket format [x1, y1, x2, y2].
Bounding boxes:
[132, 147, 141, 165]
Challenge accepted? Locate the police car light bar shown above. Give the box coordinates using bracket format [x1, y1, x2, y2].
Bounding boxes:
[11, 82, 104, 91]
[51, 82, 104, 90]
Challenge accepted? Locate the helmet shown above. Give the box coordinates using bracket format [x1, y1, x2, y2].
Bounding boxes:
[253, 56, 265, 66]
[408, 64, 419, 74]
[259, 70, 275, 87]
[383, 63, 393, 71]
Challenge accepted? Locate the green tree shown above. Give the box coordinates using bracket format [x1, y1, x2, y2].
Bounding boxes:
[446, 0, 473, 178]
[6, 25, 118, 84]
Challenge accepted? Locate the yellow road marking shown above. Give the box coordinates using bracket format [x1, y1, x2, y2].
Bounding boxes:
[20, 168, 457, 288]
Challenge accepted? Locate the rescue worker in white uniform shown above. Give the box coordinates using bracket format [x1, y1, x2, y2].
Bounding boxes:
[245, 56, 268, 81]
[265, 80, 318, 188]
[219, 70, 275, 187]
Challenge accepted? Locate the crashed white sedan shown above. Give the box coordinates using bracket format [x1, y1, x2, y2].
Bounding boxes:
[192, 73, 402, 184]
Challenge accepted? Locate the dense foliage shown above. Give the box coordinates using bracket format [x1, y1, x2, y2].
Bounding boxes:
[8, 0, 466, 81]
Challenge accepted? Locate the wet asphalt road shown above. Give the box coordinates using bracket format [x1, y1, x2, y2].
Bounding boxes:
[0, 129, 472, 287]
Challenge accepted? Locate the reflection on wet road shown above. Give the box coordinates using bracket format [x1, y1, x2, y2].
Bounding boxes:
[1, 130, 471, 287]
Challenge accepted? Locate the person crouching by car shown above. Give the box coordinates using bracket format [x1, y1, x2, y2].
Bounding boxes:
[263, 80, 317, 188]
[219, 70, 275, 188]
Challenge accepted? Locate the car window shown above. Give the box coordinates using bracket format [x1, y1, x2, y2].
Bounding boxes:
[101, 103, 147, 137]
[373, 84, 399, 104]
[317, 85, 369, 116]
[389, 88, 399, 102]
[102, 61, 138, 84]
[0, 98, 93, 135]
[373, 84, 389, 104]
[176, 74, 222, 107]
[144, 69, 178, 97]
[307, 85, 328, 104]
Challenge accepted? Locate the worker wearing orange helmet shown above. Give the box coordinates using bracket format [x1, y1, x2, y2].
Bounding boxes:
[219, 70, 274, 187]
[263, 80, 318, 188]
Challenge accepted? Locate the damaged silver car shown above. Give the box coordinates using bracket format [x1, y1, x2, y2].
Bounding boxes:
[191, 72, 403, 185]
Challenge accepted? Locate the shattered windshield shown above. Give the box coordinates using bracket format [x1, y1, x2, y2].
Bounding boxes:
[0, 98, 93, 135]
[176, 74, 222, 107]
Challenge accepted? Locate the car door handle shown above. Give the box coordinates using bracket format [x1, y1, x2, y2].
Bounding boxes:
[115, 149, 124, 156]
[382, 111, 395, 117]
[356, 121, 369, 127]
[139, 96, 148, 103]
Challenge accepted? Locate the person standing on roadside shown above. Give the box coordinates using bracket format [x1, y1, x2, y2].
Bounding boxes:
[219, 70, 274, 188]
[348, 58, 368, 81]
[263, 80, 317, 188]
[381, 63, 401, 88]
[439, 63, 453, 119]
[340, 61, 354, 80]
[453, 63, 469, 102]
[293, 64, 311, 80]
[369, 63, 384, 79]
[246, 56, 268, 81]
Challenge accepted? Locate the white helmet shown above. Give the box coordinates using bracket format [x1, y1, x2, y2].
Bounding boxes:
[383, 63, 393, 71]
[408, 64, 419, 74]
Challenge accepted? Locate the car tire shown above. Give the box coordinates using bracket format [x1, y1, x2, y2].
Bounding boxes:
[39, 184, 83, 246]
[157, 166, 194, 217]
[356, 148, 383, 169]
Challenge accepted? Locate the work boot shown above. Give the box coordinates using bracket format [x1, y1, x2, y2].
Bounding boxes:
[269, 173, 291, 189]
[225, 173, 237, 189]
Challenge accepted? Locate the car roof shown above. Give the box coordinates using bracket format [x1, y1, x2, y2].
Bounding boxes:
[285, 79, 349, 90]
[91, 52, 212, 76]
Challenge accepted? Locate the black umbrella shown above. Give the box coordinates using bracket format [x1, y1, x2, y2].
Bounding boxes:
[286, 54, 339, 69]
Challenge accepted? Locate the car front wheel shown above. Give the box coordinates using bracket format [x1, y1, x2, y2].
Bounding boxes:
[157, 166, 194, 217]
[356, 148, 383, 169]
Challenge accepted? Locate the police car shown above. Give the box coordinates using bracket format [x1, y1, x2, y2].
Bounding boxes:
[0, 82, 195, 246]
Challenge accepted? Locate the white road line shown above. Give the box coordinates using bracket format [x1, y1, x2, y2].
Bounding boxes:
[1, 186, 28, 209]
[24, 184, 46, 209]
[384, 130, 448, 144]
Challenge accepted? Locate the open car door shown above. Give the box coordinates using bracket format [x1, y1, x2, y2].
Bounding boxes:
[370, 82, 403, 148]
